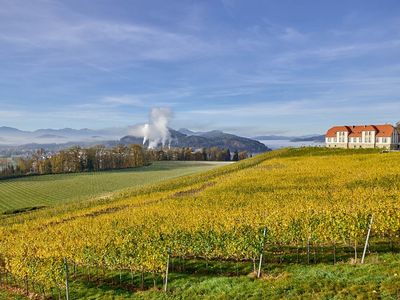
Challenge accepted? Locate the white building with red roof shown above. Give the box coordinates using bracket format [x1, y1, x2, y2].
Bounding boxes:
[325, 124, 399, 150]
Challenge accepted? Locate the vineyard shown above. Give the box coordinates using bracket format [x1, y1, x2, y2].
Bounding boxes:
[0, 161, 223, 214]
[0, 148, 400, 299]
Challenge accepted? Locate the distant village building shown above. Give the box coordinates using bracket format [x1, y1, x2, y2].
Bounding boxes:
[325, 124, 399, 150]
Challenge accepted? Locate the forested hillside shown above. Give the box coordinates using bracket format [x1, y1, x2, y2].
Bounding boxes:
[121, 129, 269, 153]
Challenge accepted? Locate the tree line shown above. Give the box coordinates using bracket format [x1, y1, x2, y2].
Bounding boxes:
[0, 144, 147, 178]
[0, 145, 249, 178]
[146, 147, 249, 162]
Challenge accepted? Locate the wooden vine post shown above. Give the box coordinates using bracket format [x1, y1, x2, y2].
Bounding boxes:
[333, 242, 336, 265]
[25, 275, 29, 295]
[361, 214, 374, 264]
[164, 247, 171, 292]
[257, 227, 267, 278]
[64, 258, 70, 300]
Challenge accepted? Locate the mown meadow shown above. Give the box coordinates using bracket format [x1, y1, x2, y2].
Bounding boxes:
[0, 161, 224, 214]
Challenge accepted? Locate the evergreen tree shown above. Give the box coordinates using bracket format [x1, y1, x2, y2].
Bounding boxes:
[232, 150, 239, 161]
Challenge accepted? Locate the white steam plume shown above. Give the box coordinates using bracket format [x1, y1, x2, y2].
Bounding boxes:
[130, 107, 172, 149]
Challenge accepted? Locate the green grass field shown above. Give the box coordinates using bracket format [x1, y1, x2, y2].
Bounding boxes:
[0, 161, 226, 214]
[3, 252, 400, 299]
[68, 252, 400, 300]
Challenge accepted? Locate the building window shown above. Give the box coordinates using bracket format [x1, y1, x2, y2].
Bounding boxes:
[364, 131, 374, 143]
[338, 131, 346, 143]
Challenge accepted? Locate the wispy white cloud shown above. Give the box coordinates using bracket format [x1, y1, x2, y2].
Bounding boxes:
[271, 39, 400, 65]
[101, 95, 144, 106]
[0, 105, 146, 130]
[180, 98, 400, 136]
[186, 99, 400, 118]
[0, 1, 221, 64]
[0, 109, 25, 119]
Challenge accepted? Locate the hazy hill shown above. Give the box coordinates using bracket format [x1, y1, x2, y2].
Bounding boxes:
[290, 135, 325, 142]
[0, 126, 130, 145]
[121, 129, 270, 153]
[252, 135, 295, 140]
[253, 134, 325, 143]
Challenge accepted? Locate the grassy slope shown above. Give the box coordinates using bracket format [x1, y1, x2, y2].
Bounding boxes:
[1, 147, 364, 224]
[0, 161, 225, 214]
[3, 252, 400, 299]
[64, 251, 399, 299]
[71, 148, 398, 299]
[157, 253, 399, 300]
[1, 148, 400, 299]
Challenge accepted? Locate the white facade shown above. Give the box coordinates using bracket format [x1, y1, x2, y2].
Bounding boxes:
[325, 125, 400, 150]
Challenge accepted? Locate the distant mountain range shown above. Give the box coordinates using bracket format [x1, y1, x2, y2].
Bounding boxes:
[253, 135, 296, 141]
[254, 134, 325, 143]
[0, 126, 130, 146]
[0, 126, 270, 155]
[290, 135, 325, 143]
[0, 125, 326, 156]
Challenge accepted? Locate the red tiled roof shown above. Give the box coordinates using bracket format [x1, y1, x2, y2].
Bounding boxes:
[326, 124, 395, 138]
[326, 126, 351, 137]
[375, 125, 395, 137]
[348, 127, 362, 137]
[348, 125, 377, 137]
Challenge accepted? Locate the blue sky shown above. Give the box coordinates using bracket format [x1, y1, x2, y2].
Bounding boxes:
[0, 0, 400, 136]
